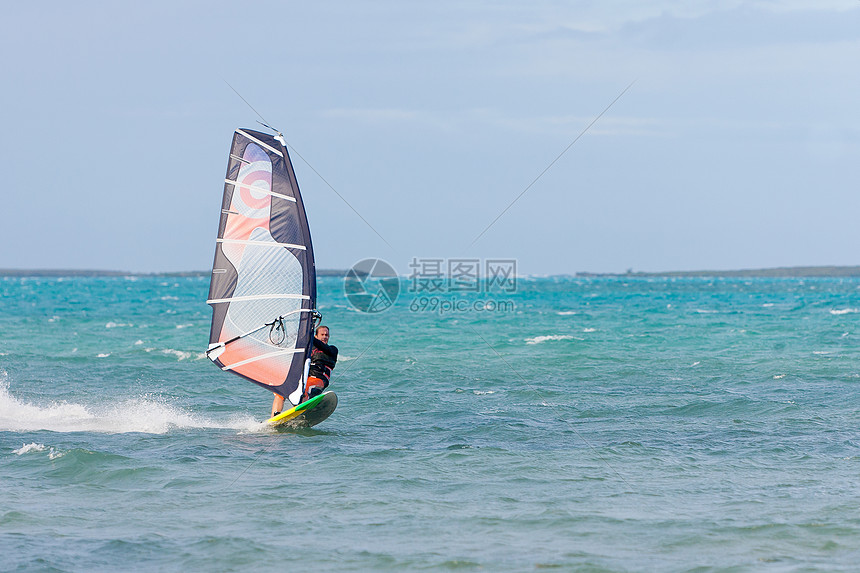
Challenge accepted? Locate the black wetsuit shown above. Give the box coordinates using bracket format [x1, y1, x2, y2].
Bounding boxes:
[308, 337, 338, 388]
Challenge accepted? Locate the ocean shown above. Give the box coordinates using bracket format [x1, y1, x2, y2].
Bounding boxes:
[1, 274, 859, 571]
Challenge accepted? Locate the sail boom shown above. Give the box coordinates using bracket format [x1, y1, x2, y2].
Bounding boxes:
[206, 309, 314, 353]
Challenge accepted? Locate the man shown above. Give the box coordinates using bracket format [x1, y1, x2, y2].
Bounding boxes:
[271, 325, 338, 417]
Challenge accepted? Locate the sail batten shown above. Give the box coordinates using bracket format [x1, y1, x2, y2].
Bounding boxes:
[207, 294, 310, 304]
[224, 179, 298, 203]
[235, 129, 284, 157]
[216, 238, 306, 250]
[207, 128, 316, 405]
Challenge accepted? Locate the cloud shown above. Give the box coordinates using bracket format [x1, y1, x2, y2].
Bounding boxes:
[320, 105, 662, 138]
[410, 0, 860, 51]
[320, 107, 459, 132]
[620, 4, 860, 51]
[322, 108, 423, 123]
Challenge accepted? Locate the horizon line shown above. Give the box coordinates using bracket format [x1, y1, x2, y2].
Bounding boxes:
[3, 265, 860, 279]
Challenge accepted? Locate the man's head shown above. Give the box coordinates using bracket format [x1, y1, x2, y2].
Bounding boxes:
[315, 325, 330, 343]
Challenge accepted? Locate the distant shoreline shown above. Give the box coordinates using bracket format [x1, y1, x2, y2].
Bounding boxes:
[3, 266, 860, 278]
[0, 269, 350, 278]
[574, 266, 860, 278]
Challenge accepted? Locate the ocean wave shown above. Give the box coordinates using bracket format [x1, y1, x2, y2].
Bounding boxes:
[12, 443, 64, 459]
[830, 308, 858, 315]
[525, 335, 575, 345]
[13, 442, 46, 455]
[557, 311, 577, 316]
[162, 349, 202, 361]
[143, 348, 206, 361]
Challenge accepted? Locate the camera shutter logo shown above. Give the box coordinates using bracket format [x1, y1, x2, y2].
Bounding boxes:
[344, 259, 400, 313]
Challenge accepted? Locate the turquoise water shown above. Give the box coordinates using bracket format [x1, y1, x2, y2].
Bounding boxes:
[2, 275, 860, 571]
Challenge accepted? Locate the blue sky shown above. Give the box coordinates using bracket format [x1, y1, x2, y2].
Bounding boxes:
[2, 1, 858, 275]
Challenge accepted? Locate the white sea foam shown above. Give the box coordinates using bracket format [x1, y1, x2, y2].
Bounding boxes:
[161, 349, 204, 361]
[525, 335, 575, 345]
[582, 328, 596, 333]
[830, 308, 857, 315]
[96, 353, 111, 358]
[0, 377, 247, 434]
[13, 443, 65, 459]
[105, 322, 132, 328]
[557, 311, 577, 316]
[773, 374, 787, 379]
[143, 348, 205, 361]
[13, 442, 46, 455]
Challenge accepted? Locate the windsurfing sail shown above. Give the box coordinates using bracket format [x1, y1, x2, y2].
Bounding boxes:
[206, 128, 316, 407]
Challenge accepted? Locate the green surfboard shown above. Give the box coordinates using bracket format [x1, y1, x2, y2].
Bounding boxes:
[265, 391, 337, 429]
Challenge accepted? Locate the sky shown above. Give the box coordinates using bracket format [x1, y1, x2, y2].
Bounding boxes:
[2, 0, 858, 275]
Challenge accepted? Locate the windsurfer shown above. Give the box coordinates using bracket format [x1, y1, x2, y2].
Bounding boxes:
[271, 325, 338, 416]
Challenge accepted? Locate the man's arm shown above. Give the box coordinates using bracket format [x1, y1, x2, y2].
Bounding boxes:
[312, 337, 338, 360]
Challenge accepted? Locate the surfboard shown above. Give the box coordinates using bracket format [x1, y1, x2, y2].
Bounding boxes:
[265, 391, 337, 429]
